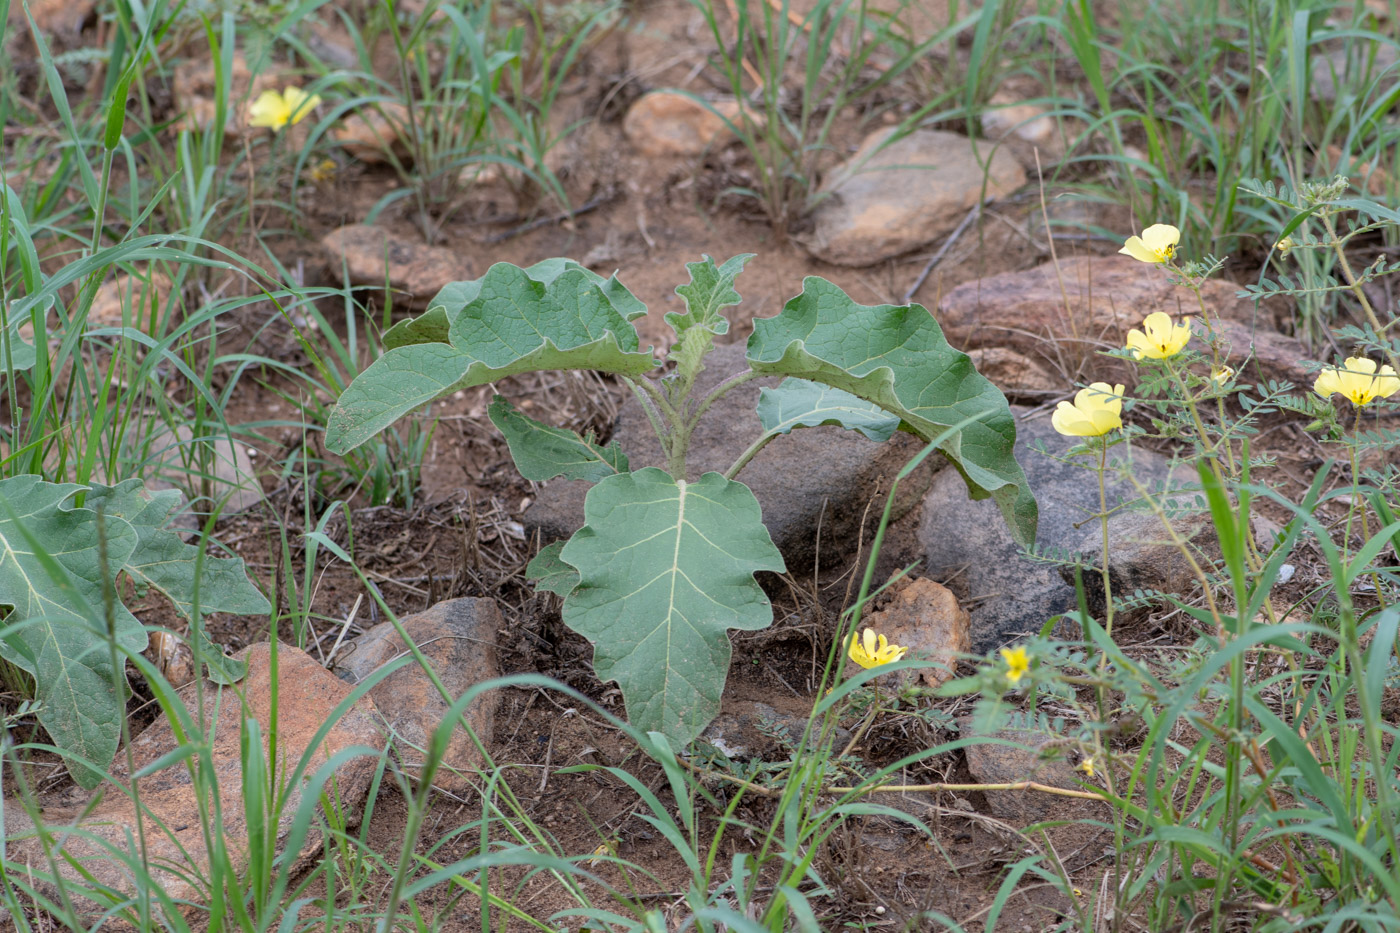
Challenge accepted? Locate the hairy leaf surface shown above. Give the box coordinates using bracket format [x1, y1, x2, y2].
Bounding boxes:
[488, 396, 628, 483]
[746, 278, 1037, 546]
[559, 469, 785, 744]
[525, 541, 579, 597]
[756, 378, 900, 442]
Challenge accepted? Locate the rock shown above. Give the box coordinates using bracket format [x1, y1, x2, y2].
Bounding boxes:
[3, 644, 381, 920]
[960, 717, 1092, 821]
[138, 423, 263, 516]
[966, 347, 1061, 402]
[852, 577, 969, 688]
[321, 224, 471, 308]
[1311, 40, 1399, 102]
[981, 92, 1064, 166]
[523, 343, 941, 568]
[622, 92, 749, 157]
[919, 408, 1177, 655]
[13, 0, 95, 35]
[700, 700, 848, 759]
[1059, 508, 1283, 619]
[785, 0, 973, 47]
[937, 256, 1311, 389]
[88, 271, 174, 328]
[336, 598, 502, 790]
[333, 103, 410, 165]
[800, 127, 1025, 266]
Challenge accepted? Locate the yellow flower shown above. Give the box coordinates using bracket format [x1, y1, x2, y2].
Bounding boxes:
[585, 838, 618, 866]
[1051, 383, 1124, 437]
[1313, 356, 1400, 407]
[1119, 224, 1180, 263]
[1276, 236, 1295, 255]
[848, 628, 908, 670]
[306, 158, 337, 183]
[1000, 645, 1030, 683]
[1078, 756, 1095, 778]
[1211, 366, 1235, 385]
[248, 86, 322, 129]
[1125, 312, 1191, 360]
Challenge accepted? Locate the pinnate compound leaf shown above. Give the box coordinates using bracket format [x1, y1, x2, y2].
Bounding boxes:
[488, 396, 628, 483]
[85, 479, 267, 684]
[559, 469, 785, 745]
[757, 378, 900, 443]
[328, 262, 657, 454]
[745, 278, 1038, 547]
[0, 476, 144, 788]
[525, 541, 579, 597]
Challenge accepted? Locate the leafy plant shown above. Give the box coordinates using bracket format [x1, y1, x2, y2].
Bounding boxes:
[0, 477, 267, 788]
[326, 254, 1036, 745]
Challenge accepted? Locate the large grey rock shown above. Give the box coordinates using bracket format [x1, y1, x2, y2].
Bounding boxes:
[919, 409, 1176, 654]
[4, 644, 381, 922]
[524, 343, 941, 568]
[337, 597, 502, 792]
[799, 127, 1025, 267]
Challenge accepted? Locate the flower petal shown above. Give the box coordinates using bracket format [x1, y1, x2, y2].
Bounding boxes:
[1118, 236, 1157, 263]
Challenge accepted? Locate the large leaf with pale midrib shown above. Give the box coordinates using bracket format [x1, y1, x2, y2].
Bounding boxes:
[745, 278, 1037, 547]
[327, 262, 656, 453]
[559, 469, 785, 744]
[756, 378, 900, 442]
[488, 396, 628, 483]
[0, 476, 143, 789]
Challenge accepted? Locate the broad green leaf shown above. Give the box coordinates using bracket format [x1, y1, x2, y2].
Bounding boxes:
[382, 306, 450, 350]
[85, 479, 267, 684]
[525, 541, 579, 597]
[0, 327, 37, 373]
[488, 396, 628, 483]
[745, 278, 1037, 547]
[756, 378, 900, 443]
[667, 253, 753, 340]
[559, 468, 785, 745]
[0, 476, 144, 788]
[327, 262, 657, 454]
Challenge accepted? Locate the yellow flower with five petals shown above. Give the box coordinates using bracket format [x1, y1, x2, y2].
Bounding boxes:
[1119, 224, 1180, 263]
[848, 628, 908, 670]
[1078, 756, 1095, 778]
[1125, 312, 1191, 360]
[1000, 645, 1030, 683]
[248, 86, 322, 129]
[1313, 356, 1400, 407]
[1051, 383, 1124, 437]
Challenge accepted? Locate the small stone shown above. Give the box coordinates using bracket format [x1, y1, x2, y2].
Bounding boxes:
[1311, 40, 1399, 102]
[699, 700, 847, 759]
[981, 93, 1064, 165]
[88, 271, 174, 328]
[919, 409, 1178, 655]
[800, 127, 1025, 267]
[851, 577, 969, 688]
[136, 423, 263, 517]
[523, 344, 940, 569]
[321, 224, 471, 308]
[960, 717, 1091, 822]
[336, 597, 503, 792]
[966, 347, 1060, 401]
[623, 92, 750, 157]
[4, 644, 381, 921]
[937, 256, 1310, 389]
[332, 103, 410, 165]
[11, 0, 95, 35]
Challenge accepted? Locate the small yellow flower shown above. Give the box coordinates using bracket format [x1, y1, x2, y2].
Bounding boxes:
[1078, 756, 1095, 778]
[1125, 312, 1191, 360]
[585, 838, 618, 866]
[1211, 366, 1235, 385]
[848, 628, 908, 670]
[1313, 356, 1400, 407]
[1000, 645, 1030, 683]
[1119, 224, 1180, 263]
[1050, 383, 1124, 437]
[306, 158, 337, 183]
[1276, 236, 1295, 255]
[248, 86, 322, 129]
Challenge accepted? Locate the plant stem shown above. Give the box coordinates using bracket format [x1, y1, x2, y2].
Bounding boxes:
[1321, 209, 1400, 376]
[724, 431, 777, 481]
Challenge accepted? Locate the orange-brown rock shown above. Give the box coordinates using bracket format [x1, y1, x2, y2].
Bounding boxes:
[337, 598, 503, 792]
[333, 103, 411, 165]
[623, 92, 749, 157]
[966, 347, 1061, 401]
[88, 271, 174, 328]
[850, 577, 969, 688]
[321, 224, 471, 308]
[4, 644, 381, 920]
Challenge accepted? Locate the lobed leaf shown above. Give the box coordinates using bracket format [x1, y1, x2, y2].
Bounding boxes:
[327, 262, 657, 454]
[525, 541, 579, 597]
[559, 469, 785, 745]
[745, 278, 1038, 546]
[488, 396, 628, 483]
[756, 378, 901, 443]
